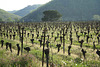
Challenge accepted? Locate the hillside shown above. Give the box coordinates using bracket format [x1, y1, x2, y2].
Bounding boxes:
[21, 0, 100, 22]
[0, 9, 21, 22]
[14, 4, 42, 17]
[8, 10, 18, 13]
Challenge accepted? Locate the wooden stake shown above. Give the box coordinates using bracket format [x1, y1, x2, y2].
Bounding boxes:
[42, 28, 46, 67]
[21, 27, 24, 55]
[63, 28, 65, 54]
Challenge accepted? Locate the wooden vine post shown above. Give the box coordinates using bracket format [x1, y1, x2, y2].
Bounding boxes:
[63, 28, 65, 54]
[44, 49, 49, 67]
[18, 24, 21, 41]
[21, 27, 24, 55]
[42, 28, 46, 67]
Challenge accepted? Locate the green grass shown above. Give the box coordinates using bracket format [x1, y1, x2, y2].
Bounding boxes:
[0, 22, 100, 67]
[0, 53, 40, 67]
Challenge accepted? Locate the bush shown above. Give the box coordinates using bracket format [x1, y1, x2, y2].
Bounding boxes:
[0, 54, 39, 67]
[74, 58, 83, 64]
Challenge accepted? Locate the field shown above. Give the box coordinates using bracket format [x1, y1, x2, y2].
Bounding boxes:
[0, 21, 100, 67]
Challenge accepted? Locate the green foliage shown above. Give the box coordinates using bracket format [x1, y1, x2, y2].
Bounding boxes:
[0, 18, 3, 22]
[74, 58, 83, 64]
[0, 22, 100, 67]
[93, 15, 100, 21]
[0, 9, 21, 22]
[0, 50, 5, 58]
[7, 17, 13, 22]
[0, 54, 39, 67]
[85, 60, 100, 67]
[42, 10, 62, 22]
[30, 48, 42, 60]
[14, 4, 42, 17]
[21, 0, 100, 22]
[8, 10, 17, 13]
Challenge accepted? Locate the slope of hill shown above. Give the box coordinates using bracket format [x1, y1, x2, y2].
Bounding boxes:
[0, 9, 21, 22]
[21, 0, 100, 22]
[14, 4, 42, 17]
[8, 10, 18, 13]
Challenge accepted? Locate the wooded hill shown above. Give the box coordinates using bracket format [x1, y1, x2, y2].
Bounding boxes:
[0, 9, 21, 22]
[8, 10, 18, 14]
[21, 0, 100, 22]
[14, 4, 42, 17]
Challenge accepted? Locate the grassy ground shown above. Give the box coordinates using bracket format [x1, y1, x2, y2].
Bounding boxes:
[0, 22, 100, 67]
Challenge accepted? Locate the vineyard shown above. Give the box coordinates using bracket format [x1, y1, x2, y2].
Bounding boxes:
[0, 21, 100, 67]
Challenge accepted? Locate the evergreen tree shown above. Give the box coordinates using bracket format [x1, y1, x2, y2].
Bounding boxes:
[42, 10, 62, 22]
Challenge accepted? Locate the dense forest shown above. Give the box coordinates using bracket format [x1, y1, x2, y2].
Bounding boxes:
[21, 0, 100, 22]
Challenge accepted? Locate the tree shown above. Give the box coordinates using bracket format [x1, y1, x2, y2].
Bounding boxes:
[7, 17, 13, 22]
[42, 10, 62, 22]
[0, 18, 3, 22]
[14, 17, 20, 22]
[93, 15, 100, 21]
